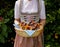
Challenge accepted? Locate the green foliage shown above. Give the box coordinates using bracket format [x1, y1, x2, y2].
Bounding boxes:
[0, 0, 60, 47]
[0, 0, 15, 45]
[44, 0, 60, 47]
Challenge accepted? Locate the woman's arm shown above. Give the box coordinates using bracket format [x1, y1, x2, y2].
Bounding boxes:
[40, 19, 46, 27]
[39, 0, 46, 27]
[14, 1, 21, 23]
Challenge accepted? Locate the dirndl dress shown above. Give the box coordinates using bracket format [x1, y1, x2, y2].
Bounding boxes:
[14, 14, 44, 47]
[14, 0, 46, 47]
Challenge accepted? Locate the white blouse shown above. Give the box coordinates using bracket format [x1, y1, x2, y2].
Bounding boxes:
[14, 0, 46, 19]
[21, 0, 38, 13]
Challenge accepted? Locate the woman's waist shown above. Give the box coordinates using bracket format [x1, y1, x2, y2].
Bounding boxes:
[21, 11, 39, 15]
[20, 15, 40, 24]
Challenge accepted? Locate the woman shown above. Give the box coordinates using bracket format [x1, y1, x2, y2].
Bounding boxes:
[14, 0, 46, 47]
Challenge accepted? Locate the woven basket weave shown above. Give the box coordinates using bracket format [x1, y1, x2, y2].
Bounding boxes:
[15, 26, 43, 37]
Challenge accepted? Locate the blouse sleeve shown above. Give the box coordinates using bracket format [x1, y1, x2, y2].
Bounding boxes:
[14, 1, 20, 19]
[39, 0, 46, 19]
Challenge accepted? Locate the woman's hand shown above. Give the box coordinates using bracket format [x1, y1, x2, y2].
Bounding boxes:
[14, 18, 21, 24]
[39, 19, 46, 34]
[14, 19, 21, 32]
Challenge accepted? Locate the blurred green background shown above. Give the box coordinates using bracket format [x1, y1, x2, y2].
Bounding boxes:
[0, 0, 60, 47]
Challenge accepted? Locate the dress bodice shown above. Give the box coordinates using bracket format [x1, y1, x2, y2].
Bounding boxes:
[20, 14, 40, 24]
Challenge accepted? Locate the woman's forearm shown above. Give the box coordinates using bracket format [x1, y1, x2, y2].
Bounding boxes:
[14, 18, 21, 22]
[39, 19, 46, 27]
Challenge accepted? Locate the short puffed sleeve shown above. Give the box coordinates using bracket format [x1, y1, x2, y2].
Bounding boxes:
[39, 0, 46, 19]
[14, 1, 20, 19]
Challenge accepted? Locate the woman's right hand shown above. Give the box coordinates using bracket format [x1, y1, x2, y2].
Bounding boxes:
[14, 18, 21, 24]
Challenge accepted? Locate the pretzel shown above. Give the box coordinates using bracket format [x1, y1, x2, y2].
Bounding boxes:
[19, 21, 41, 30]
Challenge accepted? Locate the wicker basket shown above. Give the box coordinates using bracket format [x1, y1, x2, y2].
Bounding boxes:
[15, 26, 43, 37]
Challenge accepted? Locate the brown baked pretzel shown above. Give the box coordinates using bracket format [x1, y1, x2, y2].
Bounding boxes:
[19, 21, 41, 30]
